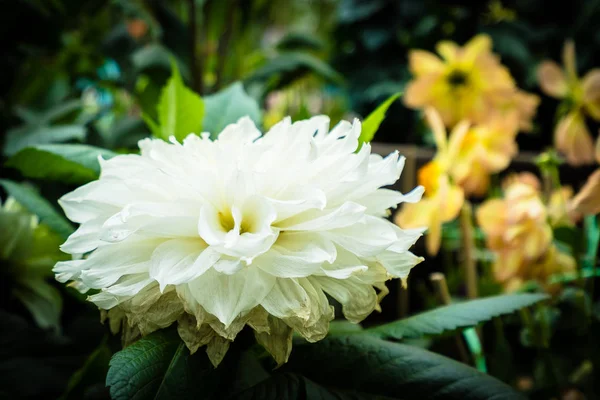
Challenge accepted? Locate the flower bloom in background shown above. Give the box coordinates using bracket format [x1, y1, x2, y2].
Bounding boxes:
[452, 116, 520, 197]
[477, 173, 575, 292]
[404, 34, 538, 128]
[54, 116, 425, 366]
[395, 108, 466, 255]
[538, 41, 600, 165]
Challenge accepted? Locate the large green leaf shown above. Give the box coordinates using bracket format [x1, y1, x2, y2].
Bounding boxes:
[367, 293, 548, 340]
[233, 372, 393, 400]
[0, 179, 73, 239]
[6, 144, 117, 184]
[203, 82, 262, 137]
[284, 335, 524, 399]
[358, 93, 401, 146]
[144, 62, 204, 142]
[106, 328, 222, 400]
[4, 125, 86, 156]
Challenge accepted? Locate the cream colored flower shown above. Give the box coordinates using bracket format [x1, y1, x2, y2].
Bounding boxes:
[54, 116, 424, 366]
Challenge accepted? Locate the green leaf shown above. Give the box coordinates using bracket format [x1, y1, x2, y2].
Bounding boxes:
[0, 179, 73, 239]
[106, 328, 222, 400]
[59, 342, 111, 400]
[146, 62, 204, 142]
[367, 293, 549, 340]
[358, 93, 401, 146]
[4, 125, 86, 156]
[203, 82, 262, 137]
[284, 335, 524, 399]
[246, 52, 344, 89]
[13, 278, 62, 332]
[233, 372, 393, 400]
[6, 144, 117, 184]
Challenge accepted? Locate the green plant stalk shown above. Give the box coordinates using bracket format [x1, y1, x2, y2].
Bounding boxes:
[460, 202, 478, 299]
[462, 328, 487, 373]
[583, 215, 600, 301]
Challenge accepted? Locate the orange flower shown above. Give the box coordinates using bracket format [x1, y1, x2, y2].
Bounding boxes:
[476, 173, 574, 291]
[405, 34, 536, 128]
[395, 108, 467, 255]
[538, 41, 600, 165]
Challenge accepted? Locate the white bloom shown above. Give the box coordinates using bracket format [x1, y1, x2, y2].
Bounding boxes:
[54, 116, 424, 365]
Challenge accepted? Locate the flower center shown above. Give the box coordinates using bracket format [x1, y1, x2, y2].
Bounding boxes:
[217, 208, 254, 234]
[447, 70, 468, 87]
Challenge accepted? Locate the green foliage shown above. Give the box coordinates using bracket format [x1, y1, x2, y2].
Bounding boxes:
[12, 279, 63, 333]
[203, 82, 262, 137]
[6, 144, 117, 184]
[106, 328, 223, 400]
[143, 62, 204, 142]
[4, 100, 86, 156]
[281, 335, 524, 399]
[59, 343, 111, 400]
[0, 179, 73, 239]
[358, 92, 400, 146]
[247, 52, 344, 93]
[367, 293, 549, 340]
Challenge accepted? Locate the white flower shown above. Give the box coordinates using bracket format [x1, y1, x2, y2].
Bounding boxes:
[54, 116, 425, 365]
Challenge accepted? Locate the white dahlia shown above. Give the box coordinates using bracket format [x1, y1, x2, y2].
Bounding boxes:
[54, 116, 424, 366]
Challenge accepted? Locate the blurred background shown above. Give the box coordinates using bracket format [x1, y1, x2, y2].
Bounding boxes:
[1, 1, 600, 399]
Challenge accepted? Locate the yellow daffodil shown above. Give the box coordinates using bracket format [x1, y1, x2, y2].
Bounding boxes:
[538, 41, 600, 165]
[477, 173, 575, 292]
[395, 108, 467, 255]
[404, 34, 531, 127]
[452, 116, 520, 196]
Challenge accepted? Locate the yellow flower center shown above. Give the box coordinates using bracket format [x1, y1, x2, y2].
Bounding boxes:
[446, 69, 469, 87]
[418, 161, 443, 195]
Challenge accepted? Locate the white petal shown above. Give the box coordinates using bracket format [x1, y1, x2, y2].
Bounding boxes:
[324, 215, 398, 258]
[255, 250, 322, 278]
[260, 278, 311, 320]
[311, 276, 377, 323]
[54, 259, 86, 283]
[277, 201, 366, 231]
[149, 239, 220, 290]
[187, 267, 275, 327]
[376, 250, 424, 279]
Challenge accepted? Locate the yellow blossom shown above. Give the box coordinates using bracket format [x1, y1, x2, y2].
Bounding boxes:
[404, 34, 534, 127]
[476, 173, 575, 292]
[451, 116, 520, 196]
[538, 41, 600, 165]
[395, 108, 467, 255]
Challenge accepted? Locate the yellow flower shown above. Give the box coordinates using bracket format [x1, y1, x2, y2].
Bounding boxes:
[451, 116, 519, 196]
[538, 41, 600, 165]
[569, 134, 600, 216]
[404, 34, 522, 127]
[395, 108, 467, 255]
[476, 173, 574, 292]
